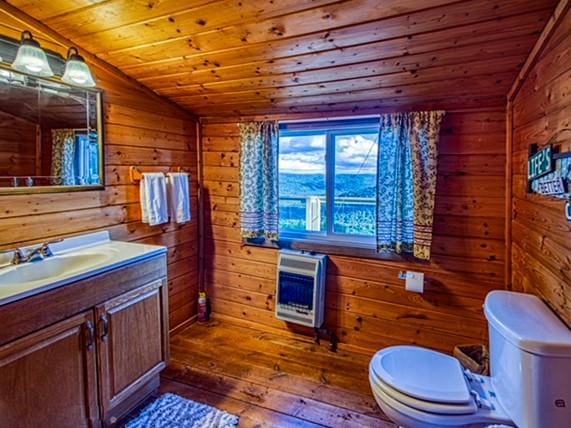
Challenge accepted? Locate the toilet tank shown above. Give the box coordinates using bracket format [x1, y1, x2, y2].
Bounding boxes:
[484, 291, 571, 428]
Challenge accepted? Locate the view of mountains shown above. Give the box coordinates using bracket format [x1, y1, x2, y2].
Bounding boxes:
[279, 173, 377, 198]
[279, 173, 376, 235]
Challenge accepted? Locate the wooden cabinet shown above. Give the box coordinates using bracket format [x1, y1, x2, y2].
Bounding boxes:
[0, 311, 99, 428]
[96, 279, 169, 425]
[0, 255, 168, 427]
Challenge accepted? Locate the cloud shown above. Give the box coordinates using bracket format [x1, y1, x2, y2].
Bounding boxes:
[335, 134, 378, 174]
[279, 135, 326, 173]
[279, 133, 378, 174]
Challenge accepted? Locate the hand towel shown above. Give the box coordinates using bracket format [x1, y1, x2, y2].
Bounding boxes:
[167, 172, 191, 224]
[140, 172, 169, 226]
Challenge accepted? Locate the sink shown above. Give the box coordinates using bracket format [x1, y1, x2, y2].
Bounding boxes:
[0, 252, 111, 286]
[0, 231, 167, 307]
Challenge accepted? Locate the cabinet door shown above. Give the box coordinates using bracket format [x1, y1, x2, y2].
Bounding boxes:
[0, 311, 99, 428]
[96, 278, 168, 420]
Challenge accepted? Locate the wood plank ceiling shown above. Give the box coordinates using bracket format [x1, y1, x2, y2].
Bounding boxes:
[5, 0, 559, 116]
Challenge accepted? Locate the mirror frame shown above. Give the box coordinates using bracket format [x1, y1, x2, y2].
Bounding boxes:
[0, 64, 104, 195]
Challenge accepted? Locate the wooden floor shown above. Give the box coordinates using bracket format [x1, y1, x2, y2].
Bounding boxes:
[160, 320, 396, 427]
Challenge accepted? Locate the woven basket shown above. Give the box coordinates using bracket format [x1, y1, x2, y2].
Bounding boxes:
[453, 344, 489, 375]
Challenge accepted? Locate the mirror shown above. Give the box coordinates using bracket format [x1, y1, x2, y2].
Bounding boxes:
[0, 67, 103, 194]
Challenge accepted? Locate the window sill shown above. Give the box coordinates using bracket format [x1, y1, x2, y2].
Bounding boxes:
[243, 237, 425, 263]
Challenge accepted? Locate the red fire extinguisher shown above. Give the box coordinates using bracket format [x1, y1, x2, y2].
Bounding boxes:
[198, 291, 209, 323]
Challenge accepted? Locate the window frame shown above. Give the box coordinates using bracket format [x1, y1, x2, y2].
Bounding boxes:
[278, 120, 379, 249]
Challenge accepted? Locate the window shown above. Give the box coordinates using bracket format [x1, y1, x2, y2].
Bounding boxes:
[278, 118, 379, 247]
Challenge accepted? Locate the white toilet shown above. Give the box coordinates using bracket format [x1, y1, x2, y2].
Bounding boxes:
[369, 290, 571, 428]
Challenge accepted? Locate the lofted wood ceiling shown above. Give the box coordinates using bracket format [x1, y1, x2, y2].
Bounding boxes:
[3, 0, 560, 117]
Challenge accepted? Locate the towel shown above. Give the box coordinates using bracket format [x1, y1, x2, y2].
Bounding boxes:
[140, 173, 169, 226]
[167, 172, 191, 224]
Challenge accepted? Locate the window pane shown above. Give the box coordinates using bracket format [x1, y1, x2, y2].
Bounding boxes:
[279, 133, 327, 233]
[333, 133, 378, 236]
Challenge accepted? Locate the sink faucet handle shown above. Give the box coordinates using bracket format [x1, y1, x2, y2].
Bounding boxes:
[11, 248, 28, 265]
[39, 238, 63, 257]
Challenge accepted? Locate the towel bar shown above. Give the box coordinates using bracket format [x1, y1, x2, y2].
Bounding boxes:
[129, 166, 185, 183]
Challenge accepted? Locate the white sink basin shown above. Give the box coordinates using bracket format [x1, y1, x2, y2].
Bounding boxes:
[0, 231, 167, 307]
[0, 252, 112, 286]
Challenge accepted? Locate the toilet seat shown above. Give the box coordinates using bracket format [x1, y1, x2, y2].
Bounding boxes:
[369, 346, 514, 428]
[370, 346, 472, 405]
[370, 372, 477, 415]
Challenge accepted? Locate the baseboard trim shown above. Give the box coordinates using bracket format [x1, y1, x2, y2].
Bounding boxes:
[169, 315, 197, 336]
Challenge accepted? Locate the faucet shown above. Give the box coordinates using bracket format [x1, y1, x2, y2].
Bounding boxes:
[10, 239, 61, 265]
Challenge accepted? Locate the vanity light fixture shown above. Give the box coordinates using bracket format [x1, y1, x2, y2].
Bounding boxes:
[11, 31, 53, 77]
[62, 47, 96, 87]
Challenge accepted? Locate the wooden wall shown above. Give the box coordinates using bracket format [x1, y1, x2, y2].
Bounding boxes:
[0, 110, 37, 177]
[0, 6, 199, 331]
[201, 109, 506, 355]
[510, 6, 571, 325]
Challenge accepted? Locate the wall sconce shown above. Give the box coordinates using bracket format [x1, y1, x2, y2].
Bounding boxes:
[11, 31, 53, 77]
[62, 47, 96, 87]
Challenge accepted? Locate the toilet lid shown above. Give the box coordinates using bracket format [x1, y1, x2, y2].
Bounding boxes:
[370, 346, 471, 405]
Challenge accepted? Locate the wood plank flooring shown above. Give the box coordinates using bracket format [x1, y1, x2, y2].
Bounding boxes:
[160, 320, 396, 427]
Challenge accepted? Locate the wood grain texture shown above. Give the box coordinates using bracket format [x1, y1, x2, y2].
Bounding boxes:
[5, 0, 558, 116]
[0, 5, 199, 330]
[0, 110, 38, 177]
[200, 110, 506, 354]
[0, 311, 99, 428]
[509, 4, 571, 326]
[162, 320, 396, 427]
[96, 279, 168, 424]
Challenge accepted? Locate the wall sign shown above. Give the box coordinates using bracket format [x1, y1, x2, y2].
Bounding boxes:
[528, 145, 553, 180]
[527, 129, 571, 222]
[536, 178, 566, 196]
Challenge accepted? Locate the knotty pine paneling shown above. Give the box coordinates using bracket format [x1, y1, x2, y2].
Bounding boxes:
[0, 8, 199, 330]
[510, 7, 571, 326]
[200, 110, 506, 355]
[0, 110, 37, 177]
[7, 0, 556, 116]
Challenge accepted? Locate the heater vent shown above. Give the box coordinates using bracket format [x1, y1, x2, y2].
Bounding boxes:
[275, 250, 326, 328]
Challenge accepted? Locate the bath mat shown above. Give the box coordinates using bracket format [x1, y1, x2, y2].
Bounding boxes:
[126, 393, 239, 428]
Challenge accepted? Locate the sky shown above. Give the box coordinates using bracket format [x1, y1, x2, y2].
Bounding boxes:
[279, 133, 378, 174]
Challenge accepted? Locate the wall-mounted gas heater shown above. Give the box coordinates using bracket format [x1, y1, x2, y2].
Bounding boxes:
[275, 250, 327, 328]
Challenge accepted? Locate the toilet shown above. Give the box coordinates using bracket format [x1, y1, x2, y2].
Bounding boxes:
[369, 291, 571, 428]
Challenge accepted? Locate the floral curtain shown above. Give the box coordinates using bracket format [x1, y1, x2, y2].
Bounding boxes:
[239, 121, 279, 241]
[376, 111, 445, 260]
[51, 129, 76, 186]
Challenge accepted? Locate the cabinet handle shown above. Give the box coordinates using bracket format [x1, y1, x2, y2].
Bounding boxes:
[99, 314, 109, 342]
[85, 320, 95, 351]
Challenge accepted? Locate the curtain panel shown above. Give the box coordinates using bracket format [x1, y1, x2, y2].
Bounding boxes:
[239, 121, 279, 241]
[51, 129, 76, 186]
[376, 111, 445, 260]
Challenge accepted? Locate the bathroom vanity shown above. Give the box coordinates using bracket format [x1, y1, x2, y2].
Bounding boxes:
[0, 232, 169, 427]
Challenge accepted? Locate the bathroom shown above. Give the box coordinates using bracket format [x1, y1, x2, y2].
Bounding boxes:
[0, 0, 570, 427]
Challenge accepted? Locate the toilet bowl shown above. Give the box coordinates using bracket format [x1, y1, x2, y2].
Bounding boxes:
[368, 291, 571, 428]
[369, 346, 513, 428]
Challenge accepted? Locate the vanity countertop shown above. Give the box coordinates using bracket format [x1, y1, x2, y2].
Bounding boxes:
[0, 231, 166, 307]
